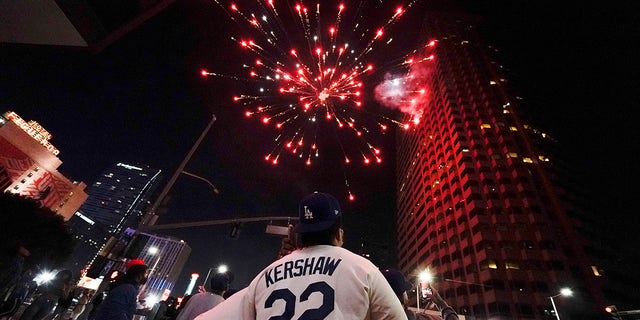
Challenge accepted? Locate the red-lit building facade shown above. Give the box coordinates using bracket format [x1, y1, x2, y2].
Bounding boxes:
[395, 14, 631, 319]
[0, 111, 87, 220]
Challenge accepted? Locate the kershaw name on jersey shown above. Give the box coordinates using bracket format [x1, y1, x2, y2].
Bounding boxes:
[264, 255, 342, 287]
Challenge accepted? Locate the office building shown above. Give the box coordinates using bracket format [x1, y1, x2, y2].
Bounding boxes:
[123, 230, 191, 306]
[80, 162, 162, 236]
[395, 14, 636, 319]
[0, 111, 87, 220]
[64, 211, 110, 278]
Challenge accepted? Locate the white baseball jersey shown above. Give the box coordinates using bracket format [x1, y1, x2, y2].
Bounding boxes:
[195, 245, 407, 320]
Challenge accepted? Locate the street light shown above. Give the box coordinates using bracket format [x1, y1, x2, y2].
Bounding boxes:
[416, 270, 433, 312]
[141, 114, 217, 227]
[549, 287, 573, 320]
[34, 270, 56, 285]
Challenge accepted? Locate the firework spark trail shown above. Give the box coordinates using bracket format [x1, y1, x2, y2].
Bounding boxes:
[204, 0, 433, 200]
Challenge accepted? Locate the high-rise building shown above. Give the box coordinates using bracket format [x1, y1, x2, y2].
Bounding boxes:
[395, 13, 636, 320]
[64, 211, 110, 278]
[81, 162, 162, 236]
[0, 111, 88, 220]
[123, 230, 191, 307]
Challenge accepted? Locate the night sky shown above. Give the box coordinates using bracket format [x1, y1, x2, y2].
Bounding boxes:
[1, 0, 638, 293]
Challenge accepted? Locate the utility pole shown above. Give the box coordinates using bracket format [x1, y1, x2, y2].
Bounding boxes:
[140, 114, 217, 227]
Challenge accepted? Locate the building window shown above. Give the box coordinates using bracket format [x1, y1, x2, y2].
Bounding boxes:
[591, 265, 604, 277]
[531, 281, 549, 293]
[510, 280, 527, 292]
[480, 259, 498, 270]
[488, 301, 510, 315]
[517, 304, 535, 317]
[505, 261, 520, 270]
[521, 240, 535, 249]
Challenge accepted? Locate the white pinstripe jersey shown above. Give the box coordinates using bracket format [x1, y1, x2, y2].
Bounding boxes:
[196, 245, 407, 320]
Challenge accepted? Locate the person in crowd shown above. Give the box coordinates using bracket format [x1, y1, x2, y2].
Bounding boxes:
[19, 270, 73, 320]
[92, 263, 148, 320]
[154, 296, 178, 320]
[0, 246, 31, 301]
[195, 191, 407, 319]
[175, 273, 229, 320]
[0, 270, 34, 320]
[69, 289, 92, 320]
[84, 291, 104, 320]
[381, 269, 459, 320]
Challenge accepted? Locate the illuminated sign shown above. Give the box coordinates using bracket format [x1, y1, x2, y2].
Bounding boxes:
[3, 111, 60, 156]
[74, 211, 95, 225]
[77, 276, 103, 290]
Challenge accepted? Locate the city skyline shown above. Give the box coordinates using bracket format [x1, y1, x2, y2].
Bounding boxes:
[1, 0, 638, 304]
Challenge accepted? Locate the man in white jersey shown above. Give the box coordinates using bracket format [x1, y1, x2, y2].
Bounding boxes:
[195, 191, 407, 320]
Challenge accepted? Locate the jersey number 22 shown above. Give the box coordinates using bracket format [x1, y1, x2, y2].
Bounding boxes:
[265, 281, 334, 320]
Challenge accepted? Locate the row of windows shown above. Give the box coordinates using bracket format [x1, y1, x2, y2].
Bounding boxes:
[457, 302, 555, 318]
[429, 258, 565, 274]
[440, 279, 554, 299]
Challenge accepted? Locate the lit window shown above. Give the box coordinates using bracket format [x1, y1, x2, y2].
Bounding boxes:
[523, 157, 533, 163]
[507, 152, 518, 158]
[489, 81, 497, 85]
[523, 124, 530, 129]
[538, 156, 550, 162]
[591, 266, 603, 277]
[27, 172, 33, 177]
[503, 109, 510, 114]
[462, 148, 470, 152]
[541, 133, 548, 138]
[480, 124, 492, 129]
[509, 126, 518, 131]
[20, 179, 26, 183]
[488, 261, 498, 269]
[505, 261, 520, 270]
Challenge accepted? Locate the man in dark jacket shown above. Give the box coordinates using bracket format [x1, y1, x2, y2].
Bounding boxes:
[93, 263, 148, 320]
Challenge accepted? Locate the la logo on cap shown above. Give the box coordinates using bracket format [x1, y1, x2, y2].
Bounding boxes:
[304, 206, 313, 219]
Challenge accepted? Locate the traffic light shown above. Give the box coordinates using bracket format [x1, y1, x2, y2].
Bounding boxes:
[229, 223, 242, 239]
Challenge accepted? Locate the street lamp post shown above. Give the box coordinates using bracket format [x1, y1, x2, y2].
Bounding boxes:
[141, 114, 217, 227]
[549, 288, 573, 320]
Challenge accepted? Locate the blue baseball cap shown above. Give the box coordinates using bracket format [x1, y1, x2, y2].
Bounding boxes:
[294, 192, 342, 233]
[382, 269, 412, 296]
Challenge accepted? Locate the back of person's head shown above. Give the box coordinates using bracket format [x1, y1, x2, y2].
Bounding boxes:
[222, 288, 238, 299]
[210, 273, 230, 294]
[294, 192, 343, 247]
[55, 269, 73, 283]
[381, 269, 412, 297]
[125, 263, 148, 282]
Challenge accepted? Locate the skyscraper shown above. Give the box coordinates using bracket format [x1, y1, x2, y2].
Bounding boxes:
[395, 13, 634, 320]
[81, 162, 162, 236]
[123, 230, 191, 308]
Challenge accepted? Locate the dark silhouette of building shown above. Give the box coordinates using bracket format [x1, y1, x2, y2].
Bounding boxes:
[395, 13, 639, 320]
